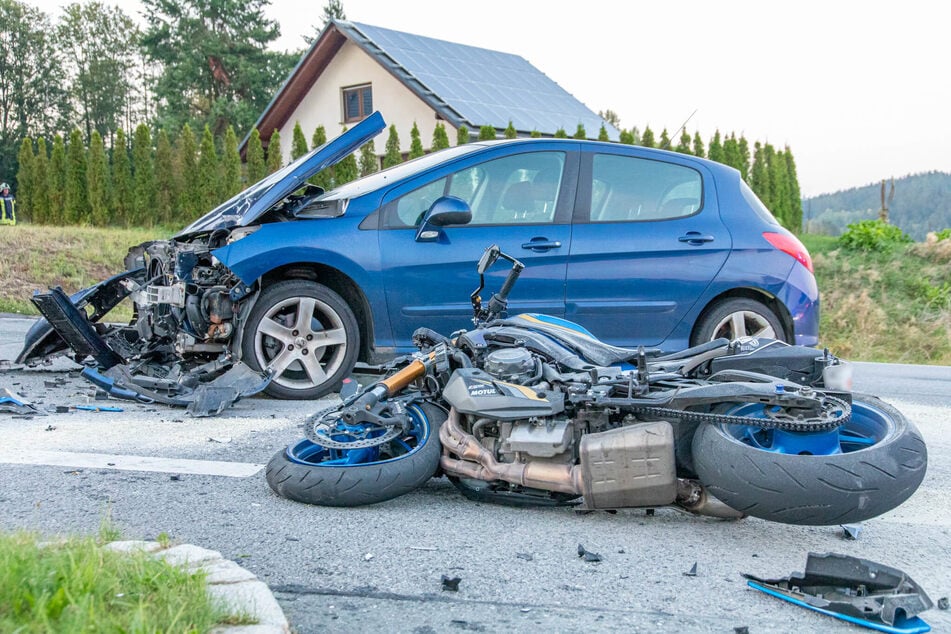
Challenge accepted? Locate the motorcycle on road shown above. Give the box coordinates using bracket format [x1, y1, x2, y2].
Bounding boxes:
[266, 245, 927, 525]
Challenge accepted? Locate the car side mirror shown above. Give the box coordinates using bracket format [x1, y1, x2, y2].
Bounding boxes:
[416, 196, 472, 242]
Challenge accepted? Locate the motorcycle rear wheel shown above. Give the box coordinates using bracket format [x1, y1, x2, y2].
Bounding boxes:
[692, 393, 927, 525]
[266, 402, 446, 506]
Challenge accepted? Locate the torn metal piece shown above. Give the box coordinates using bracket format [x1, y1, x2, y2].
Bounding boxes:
[577, 544, 602, 562]
[80, 362, 270, 417]
[744, 552, 933, 634]
[938, 597, 949, 610]
[841, 523, 863, 540]
[441, 575, 461, 591]
[684, 562, 698, 577]
[0, 388, 45, 416]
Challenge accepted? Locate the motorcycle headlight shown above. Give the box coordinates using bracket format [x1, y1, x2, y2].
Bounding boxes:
[227, 225, 261, 245]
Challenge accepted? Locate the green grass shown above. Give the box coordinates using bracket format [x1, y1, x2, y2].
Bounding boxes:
[805, 233, 951, 364]
[0, 531, 253, 633]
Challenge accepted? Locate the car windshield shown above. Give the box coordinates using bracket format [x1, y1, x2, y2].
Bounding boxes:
[317, 145, 480, 201]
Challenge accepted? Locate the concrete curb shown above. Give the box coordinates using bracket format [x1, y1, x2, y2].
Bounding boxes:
[104, 541, 289, 633]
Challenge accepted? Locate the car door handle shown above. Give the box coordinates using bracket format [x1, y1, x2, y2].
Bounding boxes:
[678, 232, 715, 244]
[521, 239, 562, 251]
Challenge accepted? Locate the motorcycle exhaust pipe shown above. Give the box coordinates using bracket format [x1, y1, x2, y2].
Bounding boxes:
[675, 479, 746, 519]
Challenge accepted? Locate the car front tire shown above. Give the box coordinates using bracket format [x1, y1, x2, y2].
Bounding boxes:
[242, 280, 359, 400]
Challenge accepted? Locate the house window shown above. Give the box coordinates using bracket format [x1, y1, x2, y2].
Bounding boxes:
[343, 84, 372, 122]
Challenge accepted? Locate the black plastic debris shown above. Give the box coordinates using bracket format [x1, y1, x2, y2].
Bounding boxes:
[577, 544, 602, 563]
[938, 597, 949, 610]
[515, 552, 534, 561]
[744, 552, 933, 633]
[441, 575, 461, 591]
[169, 475, 182, 481]
[0, 388, 44, 416]
[684, 562, 698, 577]
[734, 627, 749, 634]
[44, 425, 55, 431]
[840, 523, 863, 540]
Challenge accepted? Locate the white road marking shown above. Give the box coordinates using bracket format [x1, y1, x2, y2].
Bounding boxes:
[0, 449, 264, 478]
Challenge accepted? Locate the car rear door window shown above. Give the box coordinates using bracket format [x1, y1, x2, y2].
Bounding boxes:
[589, 154, 702, 222]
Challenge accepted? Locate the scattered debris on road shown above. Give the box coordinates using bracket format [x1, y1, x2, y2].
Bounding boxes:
[684, 562, 699, 577]
[840, 523, 863, 540]
[577, 543, 602, 563]
[0, 388, 44, 416]
[441, 575, 461, 591]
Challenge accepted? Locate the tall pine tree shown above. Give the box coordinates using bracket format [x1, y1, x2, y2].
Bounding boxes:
[597, 124, 609, 142]
[33, 138, 50, 224]
[65, 128, 89, 224]
[431, 123, 450, 151]
[658, 128, 671, 149]
[48, 134, 68, 225]
[383, 125, 402, 168]
[222, 125, 242, 197]
[112, 129, 132, 225]
[266, 129, 283, 174]
[175, 124, 199, 222]
[737, 136, 751, 181]
[358, 140, 378, 177]
[246, 128, 266, 185]
[573, 124, 586, 140]
[291, 121, 308, 160]
[197, 124, 220, 211]
[692, 132, 705, 158]
[87, 130, 110, 226]
[309, 125, 332, 190]
[456, 125, 469, 145]
[749, 142, 769, 208]
[408, 122, 424, 158]
[478, 125, 496, 141]
[154, 129, 177, 225]
[16, 138, 35, 222]
[722, 134, 741, 171]
[333, 127, 358, 185]
[784, 147, 803, 232]
[640, 126, 655, 148]
[707, 130, 724, 163]
[553, 128, 568, 138]
[619, 129, 635, 144]
[504, 121, 517, 139]
[674, 130, 692, 154]
[132, 123, 154, 226]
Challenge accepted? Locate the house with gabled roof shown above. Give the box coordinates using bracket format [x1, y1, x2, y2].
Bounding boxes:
[243, 19, 619, 164]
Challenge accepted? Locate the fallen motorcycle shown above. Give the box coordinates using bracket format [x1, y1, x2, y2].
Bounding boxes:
[267, 245, 927, 525]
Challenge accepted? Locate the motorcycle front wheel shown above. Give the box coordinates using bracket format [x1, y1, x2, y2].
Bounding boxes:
[266, 401, 446, 506]
[692, 393, 927, 525]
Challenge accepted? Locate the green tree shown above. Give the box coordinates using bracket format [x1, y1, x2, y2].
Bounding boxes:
[32, 137, 49, 224]
[197, 124, 220, 210]
[56, 2, 141, 141]
[598, 109, 620, 129]
[722, 134, 741, 171]
[266, 129, 283, 174]
[597, 124, 609, 142]
[154, 129, 177, 225]
[674, 130, 692, 154]
[174, 123, 199, 221]
[504, 121, 517, 139]
[132, 123, 154, 226]
[15, 137, 34, 221]
[750, 141, 769, 208]
[784, 147, 803, 232]
[619, 129, 635, 145]
[246, 128, 266, 185]
[86, 130, 110, 225]
[737, 136, 751, 182]
[383, 125, 402, 168]
[692, 132, 705, 158]
[140, 0, 296, 136]
[408, 122, 424, 158]
[291, 122, 308, 160]
[553, 128, 568, 139]
[222, 125, 242, 197]
[766, 143, 789, 225]
[707, 130, 724, 163]
[658, 128, 671, 149]
[0, 1, 68, 186]
[478, 125, 496, 141]
[456, 125, 469, 145]
[111, 129, 132, 225]
[47, 134, 67, 225]
[64, 128, 89, 224]
[333, 127, 358, 185]
[530, 130, 541, 138]
[358, 140, 378, 177]
[431, 123, 450, 151]
[640, 126, 655, 148]
[309, 125, 332, 190]
[573, 124, 586, 140]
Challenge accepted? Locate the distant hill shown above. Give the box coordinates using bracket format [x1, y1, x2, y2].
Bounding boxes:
[802, 171, 951, 239]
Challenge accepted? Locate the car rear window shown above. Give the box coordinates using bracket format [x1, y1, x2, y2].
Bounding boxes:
[739, 181, 781, 226]
[589, 154, 702, 222]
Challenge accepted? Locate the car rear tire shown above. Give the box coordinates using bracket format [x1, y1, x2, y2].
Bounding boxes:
[691, 297, 786, 345]
[242, 280, 359, 400]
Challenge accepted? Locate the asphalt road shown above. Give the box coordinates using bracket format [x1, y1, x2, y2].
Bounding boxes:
[1, 314, 948, 633]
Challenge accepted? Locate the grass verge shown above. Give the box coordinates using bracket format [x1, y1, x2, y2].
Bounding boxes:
[0, 530, 252, 633]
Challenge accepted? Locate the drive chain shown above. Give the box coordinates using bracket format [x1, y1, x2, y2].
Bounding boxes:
[631, 395, 851, 432]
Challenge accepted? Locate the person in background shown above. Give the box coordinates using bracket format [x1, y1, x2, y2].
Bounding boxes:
[0, 183, 14, 226]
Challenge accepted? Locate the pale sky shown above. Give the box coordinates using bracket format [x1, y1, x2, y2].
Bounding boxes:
[29, 0, 951, 197]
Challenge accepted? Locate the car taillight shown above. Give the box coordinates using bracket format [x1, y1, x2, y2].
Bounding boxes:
[763, 232, 813, 273]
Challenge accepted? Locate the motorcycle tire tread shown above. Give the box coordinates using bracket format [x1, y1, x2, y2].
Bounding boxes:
[692, 393, 927, 525]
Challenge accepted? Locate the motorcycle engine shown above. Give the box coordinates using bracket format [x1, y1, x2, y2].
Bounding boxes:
[483, 348, 537, 383]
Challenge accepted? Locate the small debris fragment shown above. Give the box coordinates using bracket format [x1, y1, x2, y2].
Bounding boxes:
[840, 524, 863, 540]
[684, 562, 698, 577]
[45, 425, 56, 431]
[207, 436, 232, 443]
[44, 380, 60, 388]
[734, 627, 749, 634]
[645, 508, 655, 516]
[618, 548, 626, 554]
[577, 543, 602, 562]
[94, 390, 110, 400]
[364, 553, 374, 561]
[938, 597, 949, 610]
[441, 575, 461, 591]
[516, 552, 534, 561]
[55, 406, 70, 413]
[169, 475, 181, 481]
[407, 546, 438, 551]
[285, 536, 300, 542]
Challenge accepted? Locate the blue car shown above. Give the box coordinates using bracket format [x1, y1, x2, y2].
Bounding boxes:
[19, 112, 818, 400]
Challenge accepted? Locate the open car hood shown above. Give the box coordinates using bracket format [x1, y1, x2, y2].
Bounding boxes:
[175, 111, 385, 237]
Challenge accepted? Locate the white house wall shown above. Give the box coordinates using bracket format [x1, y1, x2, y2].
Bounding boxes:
[276, 40, 455, 163]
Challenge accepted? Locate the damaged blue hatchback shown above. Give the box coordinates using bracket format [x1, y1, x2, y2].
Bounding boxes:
[19, 111, 819, 401]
